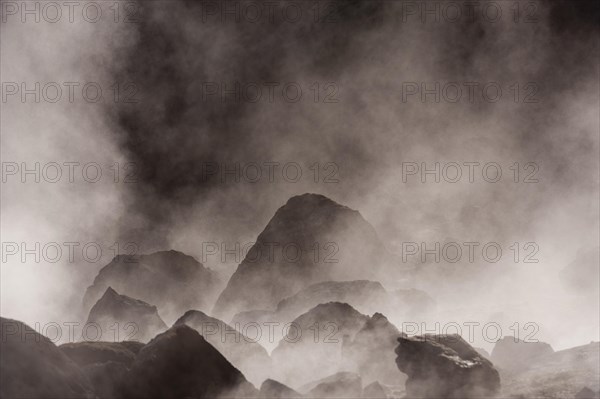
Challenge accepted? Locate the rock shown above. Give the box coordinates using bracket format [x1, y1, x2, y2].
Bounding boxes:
[59, 340, 145, 398]
[300, 372, 362, 398]
[362, 381, 389, 398]
[271, 302, 369, 387]
[120, 324, 258, 398]
[276, 280, 388, 321]
[260, 379, 303, 398]
[576, 387, 600, 399]
[0, 317, 94, 399]
[395, 334, 500, 398]
[342, 313, 407, 385]
[83, 361, 128, 399]
[86, 287, 167, 343]
[60, 341, 138, 366]
[83, 250, 221, 323]
[174, 309, 271, 386]
[500, 341, 599, 398]
[118, 340, 145, 354]
[491, 336, 554, 372]
[213, 194, 395, 320]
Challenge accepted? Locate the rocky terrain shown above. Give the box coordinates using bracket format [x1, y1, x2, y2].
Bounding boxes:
[500, 341, 600, 398]
[86, 287, 167, 342]
[120, 324, 257, 398]
[3, 194, 599, 399]
[270, 302, 370, 388]
[83, 250, 221, 323]
[0, 317, 94, 399]
[174, 309, 271, 385]
[59, 341, 143, 367]
[395, 334, 501, 398]
[342, 312, 407, 386]
[213, 194, 399, 320]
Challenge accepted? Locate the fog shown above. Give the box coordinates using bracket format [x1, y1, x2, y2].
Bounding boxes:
[1, 0, 598, 363]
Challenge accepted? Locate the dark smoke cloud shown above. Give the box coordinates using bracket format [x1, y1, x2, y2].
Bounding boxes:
[110, 0, 598, 250]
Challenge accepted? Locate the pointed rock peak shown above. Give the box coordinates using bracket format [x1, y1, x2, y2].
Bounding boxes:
[259, 379, 302, 398]
[122, 324, 257, 399]
[98, 286, 155, 309]
[174, 309, 217, 326]
[284, 193, 352, 210]
[270, 193, 359, 223]
[371, 312, 387, 321]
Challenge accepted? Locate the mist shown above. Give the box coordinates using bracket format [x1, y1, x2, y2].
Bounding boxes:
[1, 0, 599, 396]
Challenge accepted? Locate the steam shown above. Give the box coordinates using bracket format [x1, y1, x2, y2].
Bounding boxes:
[2, 0, 598, 357]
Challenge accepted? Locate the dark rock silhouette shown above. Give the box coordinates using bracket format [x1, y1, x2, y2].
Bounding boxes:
[343, 312, 407, 385]
[491, 336, 554, 372]
[300, 372, 362, 398]
[260, 379, 303, 398]
[271, 302, 369, 387]
[83, 250, 221, 323]
[395, 334, 500, 398]
[174, 309, 271, 385]
[120, 324, 258, 398]
[83, 361, 128, 399]
[213, 194, 394, 319]
[501, 341, 599, 398]
[86, 287, 167, 342]
[59, 341, 145, 398]
[0, 317, 94, 399]
[60, 341, 140, 366]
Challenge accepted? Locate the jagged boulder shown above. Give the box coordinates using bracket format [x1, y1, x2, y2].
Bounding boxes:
[86, 287, 167, 343]
[395, 334, 500, 398]
[300, 372, 362, 398]
[271, 302, 369, 387]
[343, 312, 407, 385]
[120, 324, 258, 398]
[260, 379, 303, 398]
[0, 317, 94, 399]
[174, 310, 271, 385]
[83, 250, 221, 323]
[213, 194, 394, 320]
[491, 336, 554, 372]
